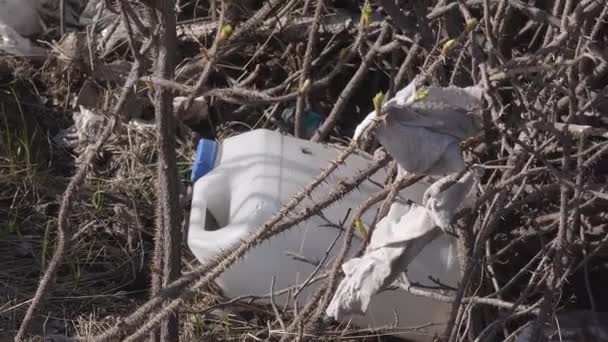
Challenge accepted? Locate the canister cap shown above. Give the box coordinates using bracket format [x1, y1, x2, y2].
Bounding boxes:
[191, 138, 218, 183]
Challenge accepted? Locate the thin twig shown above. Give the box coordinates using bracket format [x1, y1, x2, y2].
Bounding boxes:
[294, 0, 323, 138]
[312, 22, 389, 142]
[270, 276, 287, 331]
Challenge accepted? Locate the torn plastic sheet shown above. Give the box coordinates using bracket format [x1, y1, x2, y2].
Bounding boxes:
[353, 80, 483, 176]
[326, 169, 479, 320]
[73, 106, 106, 143]
[54, 106, 106, 148]
[0, 23, 46, 58]
[0, 0, 42, 37]
[329, 81, 484, 321]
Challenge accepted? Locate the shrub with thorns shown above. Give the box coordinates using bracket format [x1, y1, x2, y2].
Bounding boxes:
[1, 0, 608, 341]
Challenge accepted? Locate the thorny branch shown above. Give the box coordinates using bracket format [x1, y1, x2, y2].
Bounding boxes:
[144, 0, 182, 341]
[294, 0, 323, 138]
[7, 0, 608, 341]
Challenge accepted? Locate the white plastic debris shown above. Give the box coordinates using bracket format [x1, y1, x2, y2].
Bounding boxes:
[188, 129, 464, 341]
[422, 170, 480, 233]
[0, 23, 45, 57]
[0, 0, 43, 37]
[73, 105, 106, 143]
[53, 106, 106, 148]
[80, 0, 115, 29]
[0, 0, 47, 58]
[326, 169, 479, 321]
[354, 80, 483, 175]
[326, 81, 484, 336]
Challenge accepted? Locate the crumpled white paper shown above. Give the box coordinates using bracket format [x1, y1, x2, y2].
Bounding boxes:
[326, 170, 479, 319]
[327, 81, 484, 322]
[354, 80, 483, 176]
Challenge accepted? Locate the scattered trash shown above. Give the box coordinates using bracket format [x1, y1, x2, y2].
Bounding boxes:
[515, 310, 608, 342]
[187, 129, 462, 340]
[72, 106, 106, 143]
[326, 170, 478, 319]
[280, 107, 324, 139]
[0, 23, 46, 58]
[0, 0, 43, 37]
[354, 80, 483, 175]
[324, 81, 485, 339]
[54, 106, 106, 147]
[79, 0, 113, 28]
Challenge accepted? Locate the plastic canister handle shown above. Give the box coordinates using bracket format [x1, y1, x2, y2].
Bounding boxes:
[191, 138, 218, 183]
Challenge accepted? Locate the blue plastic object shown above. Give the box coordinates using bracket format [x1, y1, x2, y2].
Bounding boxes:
[304, 111, 322, 129]
[191, 138, 218, 183]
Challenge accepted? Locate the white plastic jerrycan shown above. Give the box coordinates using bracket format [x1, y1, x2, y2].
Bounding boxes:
[187, 129, 461, 341]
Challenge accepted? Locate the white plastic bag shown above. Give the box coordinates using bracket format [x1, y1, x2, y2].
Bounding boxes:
[0, 22, 46, 57]
[326, 169, 478, 320]
[354, 80, 483, 175]
[327, 81, 484, 324]
[0, 0, 42, 37]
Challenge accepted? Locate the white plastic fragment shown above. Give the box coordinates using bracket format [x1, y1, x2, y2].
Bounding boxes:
[73, 105, 106, 143]
[0, 0, 43, 37]
[0, 23, 46, 57]
[326, 203, 439, 318]
[354, 80, 483, 175]
[329, 81, 484, 324]
[53, 106, 106, 148]
[326, 169, 479, 320]
[80, 0, 115, 29]
[422, 170, 480, 232]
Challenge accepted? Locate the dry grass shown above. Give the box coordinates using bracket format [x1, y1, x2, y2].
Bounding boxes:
[2, 0, 608, 341]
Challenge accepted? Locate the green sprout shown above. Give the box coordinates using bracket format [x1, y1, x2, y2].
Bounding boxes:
[299, 78, 312, 94]
[361, 0, 373, 27]
[219, 24, 233, 41]
[373, 91, 384, 116]
[355, 217, 368, 240]
[465, 18, 478, 33]
[414, 88, 430, 102]
[442, 39, 457, 55]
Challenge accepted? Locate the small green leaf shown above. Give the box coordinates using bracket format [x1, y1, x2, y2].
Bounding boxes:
[299, 78, 312, 94]
[361, 1, 372, 27]
[414, 88, 430, 102]
[220, 24, 233, 40]
[373, 91, 384, 115]
[442, 39, 457, 55]
[465, 18, 478, 33]
[355, 217, 368, 240]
